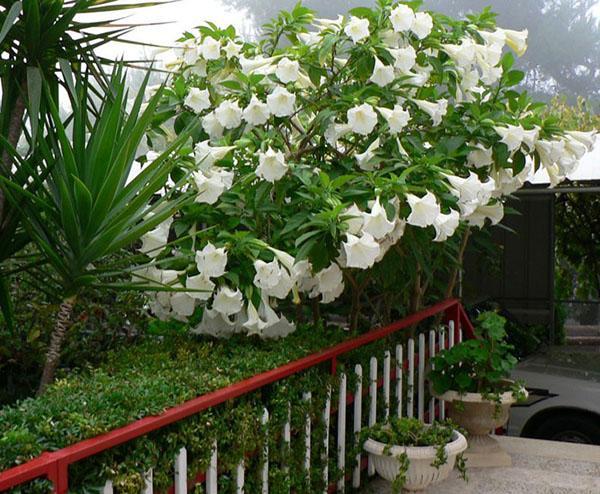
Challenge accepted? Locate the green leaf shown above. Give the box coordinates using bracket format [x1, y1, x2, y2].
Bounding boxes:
[72, 176, 93, 229]
[348, 7, 374, 19]
[504, 70, 524, 87]
[501, 52, 515, 71]
[26, 66, 42, 144]
[0, 1, 22, 45]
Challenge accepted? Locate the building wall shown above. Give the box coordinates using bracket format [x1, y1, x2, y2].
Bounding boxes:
[463, 193, 555, 332]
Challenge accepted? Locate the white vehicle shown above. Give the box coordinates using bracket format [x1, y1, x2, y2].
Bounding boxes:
[508, 353, 600, 444]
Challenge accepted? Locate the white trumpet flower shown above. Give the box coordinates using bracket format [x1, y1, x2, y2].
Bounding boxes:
[267, 86, 296, 117]
[275, 57, 300, 83]
[343, 233, 381, 269]
[433, 210, 460, 242]
[192, 168, 234, 205]
[390, 4, 415, 32]
[344, 16, 370, 43]
[212, 286, 243, 316]
[195, 242, 228, 278]
[406, 192, 440, 227]
[362, 197, 396, 239]
[243, 95, 271, 126]
[369, 57, 395, 87]
[378, 105, 410, 134]
[256, 147, 288, 182]
[184, 88, 211, 113]
[414, 99, 447, 126]
[347, 103, 378, 135]
[411, 12, 433, 39]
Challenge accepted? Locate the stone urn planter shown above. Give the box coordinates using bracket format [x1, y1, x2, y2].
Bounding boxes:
[437, 382, 527, 468]
[363, 428, 467, 492]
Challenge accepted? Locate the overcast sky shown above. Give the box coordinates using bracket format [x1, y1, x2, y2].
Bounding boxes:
[94, 0, 600, 60]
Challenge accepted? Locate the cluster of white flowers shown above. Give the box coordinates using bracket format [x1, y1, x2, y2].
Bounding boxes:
[138, 2, 597, 339]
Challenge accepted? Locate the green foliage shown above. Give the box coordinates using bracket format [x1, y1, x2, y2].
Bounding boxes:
[429, 312, 523, 398]
[359, 417, 467, 493]
[504, 318, 546, 359]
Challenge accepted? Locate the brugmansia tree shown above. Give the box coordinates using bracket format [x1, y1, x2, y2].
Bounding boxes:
[2, 68, 195, 393]
[134, 0, 595, 339]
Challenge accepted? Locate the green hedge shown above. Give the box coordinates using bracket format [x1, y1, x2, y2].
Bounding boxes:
[0, 323, 425, 493]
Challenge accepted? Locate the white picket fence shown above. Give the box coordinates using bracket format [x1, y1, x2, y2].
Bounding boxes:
[101, 322, 463, 494]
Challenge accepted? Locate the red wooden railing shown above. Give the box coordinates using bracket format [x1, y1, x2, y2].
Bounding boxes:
[0, 298, 473, 493]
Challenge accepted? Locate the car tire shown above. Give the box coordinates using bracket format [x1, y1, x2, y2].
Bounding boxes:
[530, 412, 600, 445]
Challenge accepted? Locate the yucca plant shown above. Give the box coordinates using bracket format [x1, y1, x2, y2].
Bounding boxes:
[0, 0, 168, 324]
[2, 66, 195, 393]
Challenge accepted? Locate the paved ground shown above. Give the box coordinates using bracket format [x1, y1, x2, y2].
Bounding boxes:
[361, 436, 600, 493]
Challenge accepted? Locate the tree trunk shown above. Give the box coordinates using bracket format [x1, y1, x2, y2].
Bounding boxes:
[311, 298, 321, 327]
[444, 229, 471, 300]
[349, 287, 361, 332]
[37, 296, 77, 395]
[0, 90, 26, 227]
[433, 229, 471, 328]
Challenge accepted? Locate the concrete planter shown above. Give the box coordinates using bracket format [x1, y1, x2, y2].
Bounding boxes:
[363, 429, 467, 492]
[437, 384, 526, 468]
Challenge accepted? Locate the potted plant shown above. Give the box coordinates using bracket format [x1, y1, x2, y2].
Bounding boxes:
[361, 417, 467, 493]
[429, 311, 528, 467]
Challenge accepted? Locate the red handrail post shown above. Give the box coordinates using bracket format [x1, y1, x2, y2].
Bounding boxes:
[330, 356, 337, 375]
[459, 304, 476, 340]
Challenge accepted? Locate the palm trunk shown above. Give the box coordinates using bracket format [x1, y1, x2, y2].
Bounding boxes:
[0, 90, 26, 227]
[37, 296, 77, 395]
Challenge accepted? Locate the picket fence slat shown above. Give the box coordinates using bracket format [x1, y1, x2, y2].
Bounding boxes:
[428, 330, 436, 423]
[207, 440, 218, 494]
[395, 344, 403, 418]
[383, 351, 391, 422]
[262, 408, 269, 494]
[102, 480, 113, 494]
[439, 327, 446, 421]
[143, 469, 153, 494]
[407, 338, 414, 418]
[284, 402, 291, 483]
[303, 392, 312, 474]
[322, 387, 332, 493]
[418, 333, 425, 422]
[236, 459, 244, 494]
[368, 357, 377, 476]
[337, 373, 347, 493]
[174, 447, 187, 494]
[352, 364, 363, 489]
